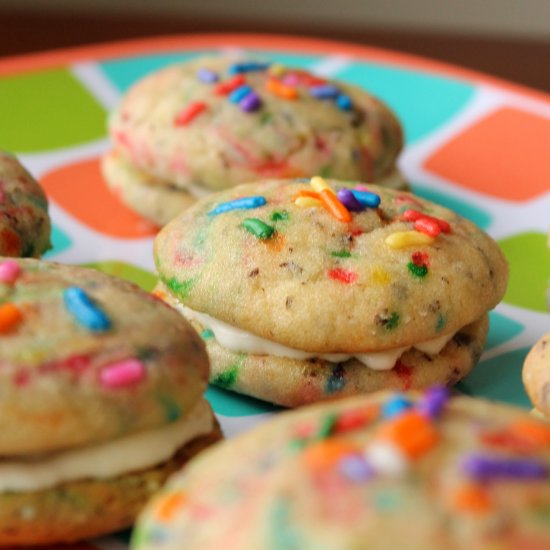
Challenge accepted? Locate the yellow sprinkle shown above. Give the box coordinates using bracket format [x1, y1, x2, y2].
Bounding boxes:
[295, 196, 324, 208]
[371, 267, 391, 285]
[385, 231, 435, 249]
[310, 176, 335, 195]
[268, 63, 286, 77]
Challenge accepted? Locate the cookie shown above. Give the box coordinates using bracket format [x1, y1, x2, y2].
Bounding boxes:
[0, 258, 221, 545]
[101, 149, 199, 227]
[0, 151, 51, 257]
[523, 332, 550, 419]
[133, 388, 550, 549]
[105, 56, 404, 224]
[154, 177, 508, 406]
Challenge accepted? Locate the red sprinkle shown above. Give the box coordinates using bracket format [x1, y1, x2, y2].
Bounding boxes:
[214, 74, 246, 95]
[328, 268, 358, 284]
[411, 251, 429, 267]
[402, 209, 451, 234]
[334, 405, 379, 432]
[174, 101, 207, 126]
[414, 217, 441, 237]
[394, 361, 413, 390]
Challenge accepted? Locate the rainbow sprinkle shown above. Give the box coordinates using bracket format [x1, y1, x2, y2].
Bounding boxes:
[0, 260, 21, 284]
[100, 358, 146, 389]
[63, 287, 111, 332]
[242, 218, 275, 239]
[208, 196, 267, 216]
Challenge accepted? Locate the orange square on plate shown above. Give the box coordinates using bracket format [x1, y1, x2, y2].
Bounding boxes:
[424, 107, 550, 201]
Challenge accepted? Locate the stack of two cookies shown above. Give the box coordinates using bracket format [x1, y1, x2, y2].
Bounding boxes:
[102, 56, 405, 226]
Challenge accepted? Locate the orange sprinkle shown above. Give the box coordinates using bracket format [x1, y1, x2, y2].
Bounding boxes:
[266, 78, 298, 100]
[319, 189, 351, 223]
[292, 189, 321, 201]
[0, 303, 22, 333]
[302, 439, 360, 471]
[452, 484, 493, 514]
[155, 492, 186, 522]
[376, 410, 439, 459]
[509, 420, 550, 448]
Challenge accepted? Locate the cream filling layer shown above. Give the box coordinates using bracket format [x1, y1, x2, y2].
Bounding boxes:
[179, 305, 456, 371]
[0, 399, 213, 492]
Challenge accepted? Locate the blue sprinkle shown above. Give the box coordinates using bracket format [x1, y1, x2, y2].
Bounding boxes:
[228, 61, 270, 75]
[207, 196, 267, 216]
[64, 287, 111, 332]
[351, 190, 381, 208]
[229, 85, 252, 103]
[336, 94, 353, 111]
[310, 84, 340, 99]
[197, 68, 219, 83]
[382, 394, 413, 419]
[339, 454, 374, 481]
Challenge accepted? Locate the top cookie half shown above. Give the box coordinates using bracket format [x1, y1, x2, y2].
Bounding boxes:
[0, 259, 209, 456]
[108, 57, 403, 190]
[154, 178, 508, 353]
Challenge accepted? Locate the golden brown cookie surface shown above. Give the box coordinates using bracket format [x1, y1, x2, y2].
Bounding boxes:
[108, 57, 403, 191]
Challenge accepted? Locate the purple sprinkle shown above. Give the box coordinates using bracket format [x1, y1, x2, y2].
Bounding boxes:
[310, 84, 340, 99]
[418, 385, 450, 418]
[337, 188, 364, 212]
[339, 454, 374, 481]
[240, 92, 262, 113]
[462, 454, 549, 482]
[197, 68, 219, 83]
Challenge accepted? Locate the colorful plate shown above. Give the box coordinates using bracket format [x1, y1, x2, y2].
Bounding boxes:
[1, 34, 550, 549]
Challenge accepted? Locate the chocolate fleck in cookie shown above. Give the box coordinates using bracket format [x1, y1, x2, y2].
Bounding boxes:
[154, 177, 508, 407]
[133, 388, 550, 550]
[104, 56, 405, 225]
[0, 151, 51, 257]
[0, 258, 221, 546]
[523, 332, 550, 420]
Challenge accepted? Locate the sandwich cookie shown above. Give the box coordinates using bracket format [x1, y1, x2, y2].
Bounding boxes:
[153, 177, 508, 406]
[104, 56, 405, 225]
[0, 258, 221, 545]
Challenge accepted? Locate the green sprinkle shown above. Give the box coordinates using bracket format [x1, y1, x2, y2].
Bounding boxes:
[407, 262, 428, 278]
[319, 165, 332, 177]
[386, 312, 400, 331]
[316, 412, 337, 439]
[270, 210, 289, 222]
[331, 250, 352, 258]
[260, 111, 272, 125]
[165, 277, 195, 299]
[201, 328, 215, 340]
[213, 365, 239, 389]
[289, 438, 308, 452]
[242, 218, 275, 239]
[436, 314, 447, 332]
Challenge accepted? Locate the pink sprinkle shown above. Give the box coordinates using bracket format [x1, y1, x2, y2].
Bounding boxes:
[100, 358, 146, 389]
[0, 260, 21, 284]
[282, 73, 300, 87]
[0, 189, 5, 202]
[354, 184, 370, 192]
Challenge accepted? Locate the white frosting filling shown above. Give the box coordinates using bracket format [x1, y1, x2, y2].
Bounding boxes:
[0, 399, 213, 492]
[179, 305, 456, 371]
